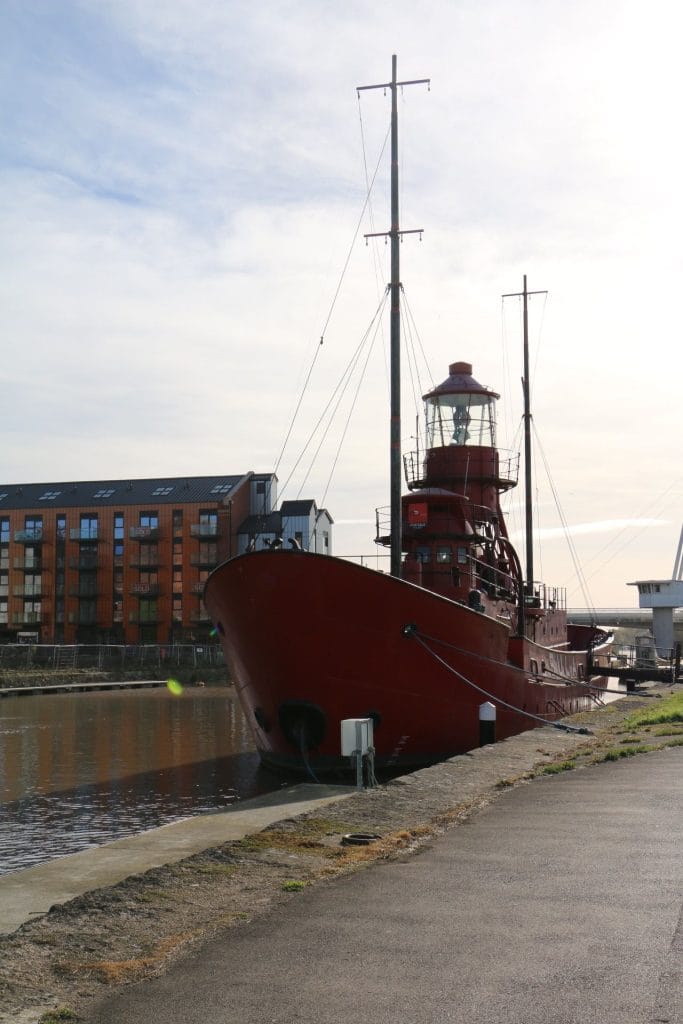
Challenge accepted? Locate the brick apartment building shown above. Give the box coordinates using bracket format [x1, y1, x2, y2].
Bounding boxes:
[0, 473, 332, 645]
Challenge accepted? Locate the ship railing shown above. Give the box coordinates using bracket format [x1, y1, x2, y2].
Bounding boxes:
[524, 582, 567, 612]
[470, 553, 518, 601]
[403, 448, 520, 489]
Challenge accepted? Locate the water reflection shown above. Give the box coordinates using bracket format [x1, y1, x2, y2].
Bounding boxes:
[0, 686, 279, 874]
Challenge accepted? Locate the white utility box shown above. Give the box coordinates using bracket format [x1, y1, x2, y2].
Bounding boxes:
[340, 718, 374, 756]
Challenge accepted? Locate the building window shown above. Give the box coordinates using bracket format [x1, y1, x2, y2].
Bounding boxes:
[25, 574, 41, 597]
[0, 572, 7, 597]
[80, 515, 98, 540]
[436, 547, 452, 563]
[0, 518, 9, 544]
[140, 513, 159, 529]
[139, 544, 158, 567]
[79, 598, 97, 625]
[24, 516, 43, 540]
[56, 515, 67, 541]
[139, 598, 157, 623]
[114, 514, 124, 541]
[173, 569, 182, 594]
[211, 483, 232, 495]
[172, 596, 182, 622]
[173, 540, 183, 566]
[173, 510, 183, 536]
[198, 542, 217, 566]
[152, 486, 174, 496]
[93, 488, 116, 499]
[0, 598, 7, 624]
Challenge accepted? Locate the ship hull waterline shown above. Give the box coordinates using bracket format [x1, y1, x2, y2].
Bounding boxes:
[204, 550, 611, 774]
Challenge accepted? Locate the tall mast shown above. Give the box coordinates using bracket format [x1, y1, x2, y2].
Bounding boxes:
[503, 275, 546, 602]
[522, 275, 533, 597]
[358, 56, 429, 578]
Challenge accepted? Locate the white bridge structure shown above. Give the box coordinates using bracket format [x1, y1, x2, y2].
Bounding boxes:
[629, 526, 683, 657]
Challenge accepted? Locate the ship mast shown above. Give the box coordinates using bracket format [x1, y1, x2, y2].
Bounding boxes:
[503, 275, 546, 604]
[358, 56, 429, 578]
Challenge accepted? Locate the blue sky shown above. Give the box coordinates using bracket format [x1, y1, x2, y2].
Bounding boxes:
[1, 0, 681, 606]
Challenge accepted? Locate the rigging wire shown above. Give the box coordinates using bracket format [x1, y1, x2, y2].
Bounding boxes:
[531, 421, 597, 616]
[566, 474, 683, 594]
[279, 290, 389, 502]
[316, 293, 388, 513]
[273, 120, 391, 481]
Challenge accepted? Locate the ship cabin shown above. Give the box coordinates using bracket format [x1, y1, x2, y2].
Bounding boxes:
[400, 361, 521, 608]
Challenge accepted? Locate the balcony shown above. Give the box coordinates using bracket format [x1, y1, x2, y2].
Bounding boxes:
[69, 557, 100, 571]
[190, 523, 220, 538]
[129, 526, 160, 541]
[14, 529, 43, 544]
[68, 585, 100, 598]
[13, 558, 43, 571]
[189, 610, 212, 625]
[12, 611, 43, 626]
[70, 529, 101, 543]
[190, 555, 218, 569]
[13, 585, 43, 598]
[67, 612, 98, 626]
[190, 582, 205, 594]
[129, 558, 161, 570]
[130, 583, 160, 596]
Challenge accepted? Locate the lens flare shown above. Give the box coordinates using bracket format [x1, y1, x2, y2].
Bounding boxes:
[166, 678, 184, 696]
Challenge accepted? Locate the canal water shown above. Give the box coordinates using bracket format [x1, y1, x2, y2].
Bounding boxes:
[0, 686, 281, 876]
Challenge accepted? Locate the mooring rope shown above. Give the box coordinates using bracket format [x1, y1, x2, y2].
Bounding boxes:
[403, 625, 592, 734]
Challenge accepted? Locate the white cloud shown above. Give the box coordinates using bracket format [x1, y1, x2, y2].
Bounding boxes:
[1, 0, 681, 604]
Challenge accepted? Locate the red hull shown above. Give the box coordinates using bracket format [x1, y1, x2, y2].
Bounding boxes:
[204, 550, 610, 772]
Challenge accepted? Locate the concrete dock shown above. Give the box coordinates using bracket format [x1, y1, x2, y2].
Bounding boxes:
[0, 783, 353, 935]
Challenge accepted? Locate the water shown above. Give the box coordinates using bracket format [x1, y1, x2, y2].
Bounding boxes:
[0, 686, 279, 875]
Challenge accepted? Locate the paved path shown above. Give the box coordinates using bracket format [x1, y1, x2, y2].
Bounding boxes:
[87, 746, 683, 1024]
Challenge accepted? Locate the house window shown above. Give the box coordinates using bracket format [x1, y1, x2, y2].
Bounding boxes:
[0, 598, 7, 623]
[0, 518, 9, 544]
[56, 515, 67, 541]
[172, 596, 182, 622]
[140, 513, 159, 529]
[173, 510, 183, 536]
[114, 514, 124, 540]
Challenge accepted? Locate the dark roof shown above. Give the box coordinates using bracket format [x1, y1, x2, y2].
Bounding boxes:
[0, 474, 273, 511]
[280, 499, 316, 515]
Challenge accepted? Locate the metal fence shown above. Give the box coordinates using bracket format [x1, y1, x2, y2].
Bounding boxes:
[0, 643, 225, 671]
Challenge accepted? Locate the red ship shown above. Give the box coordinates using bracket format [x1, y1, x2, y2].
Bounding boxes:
[204, 57, 612, 773]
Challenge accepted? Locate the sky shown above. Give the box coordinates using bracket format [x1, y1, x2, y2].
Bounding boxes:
[1, 0, 681, 608]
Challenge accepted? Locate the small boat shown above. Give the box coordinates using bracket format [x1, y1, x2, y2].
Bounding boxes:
[204, 57, 612, 773]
